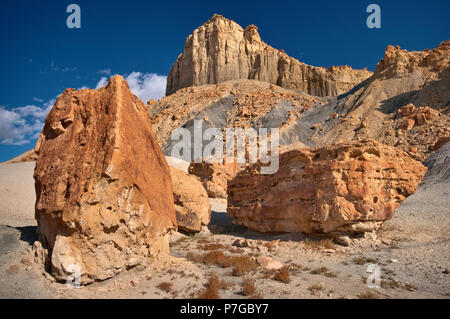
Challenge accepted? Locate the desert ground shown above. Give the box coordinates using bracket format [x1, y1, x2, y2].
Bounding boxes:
[1, 153, 448, 299]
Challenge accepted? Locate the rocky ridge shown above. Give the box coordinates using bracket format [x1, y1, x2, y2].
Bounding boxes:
[166, 14, 372, 97]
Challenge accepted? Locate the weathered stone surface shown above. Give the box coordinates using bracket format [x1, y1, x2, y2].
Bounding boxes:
[397, 104, 438, 127]
[289, 40, 450, 162]
[166, 14, 372, 97]
[151, 79, 322, 155]
[256, 256, 283, 270]
[227, 140, 427, 234]
[33, 75, 176, 283]
[170, 166, 211, 233]
[188, 160, 241, 199]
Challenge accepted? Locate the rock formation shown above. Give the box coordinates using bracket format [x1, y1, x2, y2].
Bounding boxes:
[33, 75, 176, 283]
[151, 79, 322, 156]
[188, 160, 241, 199]
[166, 14, 372, 97]
[170, 166, 211, 232]
[227, 140, 427, 234]
[281, 40, 450, 161]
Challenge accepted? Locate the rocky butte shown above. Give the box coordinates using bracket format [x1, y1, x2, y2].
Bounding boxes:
[166, 14, 372, 97]
[33, 75, 177, 283]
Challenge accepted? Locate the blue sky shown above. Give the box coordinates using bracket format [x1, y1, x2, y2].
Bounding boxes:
[0, 0, 449, 162]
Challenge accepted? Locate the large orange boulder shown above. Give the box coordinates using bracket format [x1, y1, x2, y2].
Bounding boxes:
[227, 140, 427, 234]
[170, 166, 211, 233]
[33, 75, 176, 283]
[188, 160, 241, 199]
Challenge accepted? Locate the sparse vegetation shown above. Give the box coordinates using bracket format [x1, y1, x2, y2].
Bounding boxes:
[200, 243, 227, 251]
[352, 256, 379, 265]
[308, 283, 324, 293]
[359, 290, 379, 299]
[381, 278, 401, 289]
[274, 266, 290, 283]
[196, 275, 232, 299]
[309, 266, 337, 277]
[157, 282, 173, 293]
[242, 278, 256, 296]
[187, 250, 257, 276]
[304, 238, 335, 250]
[325, 271, 337, 278]
[310, 267, 329, 275]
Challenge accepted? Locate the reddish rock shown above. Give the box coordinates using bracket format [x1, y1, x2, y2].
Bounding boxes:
[188, 160, 242, 199]
[398, 104, 416, 117]
[398, 104, 438, 127]
[399, 118, 416, 131]
[411, 106, 438, 125]
[33, 75, 176, 283]
[170, 166, 211, 233]
[227, 140, 427, 234]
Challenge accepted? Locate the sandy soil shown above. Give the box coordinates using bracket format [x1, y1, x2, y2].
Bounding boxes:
[0, 161, 448, 299]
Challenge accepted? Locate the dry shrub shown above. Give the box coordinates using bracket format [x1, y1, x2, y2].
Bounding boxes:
[242, 278, 256, 296]
[196, 275, 231, 299]
[310, 267, 329, 275]
[227, 247, 244, 254]
[187, 250, 257, 276]
[274, 266, 290, 283]
[319, 238, 335, 249]
[352, 256, 379, 265]
[231, 256, 258, 276]
[304, 238, 335, 250]
[308, 283, 324, 293]
[359, 290, 378, 299]
[201, 243, 226, 251]
[157, 282, 173, 293]
[381, 279, 400, 289]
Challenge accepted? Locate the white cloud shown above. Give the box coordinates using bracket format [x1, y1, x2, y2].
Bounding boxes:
[32, 97, 43, 103]
[50, 60, 76, 72]
[99, 68, 111, 76]
[125, 72, 167, 103]
[94, 72, 167, 103]
[0, 71, 167, 146]
[95, 77, 108, 89]
[0, 99, 54, 145]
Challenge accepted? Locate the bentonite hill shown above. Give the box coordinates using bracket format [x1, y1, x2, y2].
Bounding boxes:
[0, 13, 449, 300]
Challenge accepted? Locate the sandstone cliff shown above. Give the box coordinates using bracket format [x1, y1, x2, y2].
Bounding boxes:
[166, 14, 372, 97]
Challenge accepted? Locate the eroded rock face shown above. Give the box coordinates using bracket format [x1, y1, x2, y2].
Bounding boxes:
[170, 166, 211, 233]
[291, 40, 450, 162]
[227, 140, 427, 234]
[166, 14, 371, 97]
[188, 160, 242, 199]
[33, 75, 176, 283]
